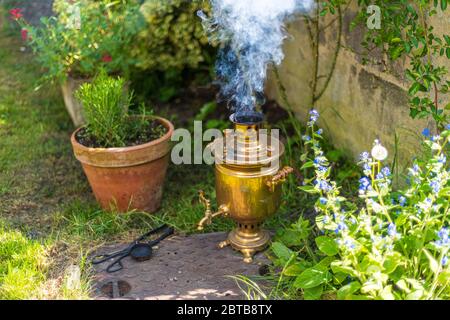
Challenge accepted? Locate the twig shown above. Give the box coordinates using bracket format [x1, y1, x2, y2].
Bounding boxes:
[314, 4, 343, 103]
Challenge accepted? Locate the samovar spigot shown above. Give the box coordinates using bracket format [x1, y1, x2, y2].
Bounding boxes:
[197, 190, 229, 231]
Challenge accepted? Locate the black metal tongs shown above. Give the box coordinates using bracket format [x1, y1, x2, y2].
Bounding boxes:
[91, 224, 174, 273]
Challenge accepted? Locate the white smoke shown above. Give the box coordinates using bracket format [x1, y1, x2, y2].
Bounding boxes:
[199, 0, 314, 117]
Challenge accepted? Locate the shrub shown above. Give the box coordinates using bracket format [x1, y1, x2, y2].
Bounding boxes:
[75, 72, 166, 148]
[272, 111, 450, 300]
[11, 0, 144, 83]
[132, 0, 212, 72]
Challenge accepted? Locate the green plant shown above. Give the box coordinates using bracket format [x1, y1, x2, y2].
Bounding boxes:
[11, 0, 144, 83]
[354, 0, 450, 128]
[75, 72, 165, 148]
[132, 0, 213, 72]
[129, 0, 215, 103]
[273, 110, 450, 300]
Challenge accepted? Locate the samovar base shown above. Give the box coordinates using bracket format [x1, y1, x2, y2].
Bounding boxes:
[218, 225, 271, 263]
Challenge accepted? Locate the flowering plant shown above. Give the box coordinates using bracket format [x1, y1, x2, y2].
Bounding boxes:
[10, 1, 144, 83]
[273, 110, 450, 300]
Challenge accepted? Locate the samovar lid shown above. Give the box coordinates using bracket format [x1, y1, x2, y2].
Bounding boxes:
[208, 113, 285, 166]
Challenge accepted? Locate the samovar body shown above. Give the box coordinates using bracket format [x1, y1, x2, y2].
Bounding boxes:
[197, 112, 292, 263]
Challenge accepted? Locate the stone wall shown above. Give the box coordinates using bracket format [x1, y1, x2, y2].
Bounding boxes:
[266, 3, 449, 170]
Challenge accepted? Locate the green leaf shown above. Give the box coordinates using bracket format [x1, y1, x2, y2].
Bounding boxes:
[315, 236, 339, 256]
[442, 0, 448, 11]
[271, 242, 293, 262]
[409, 82, 422, 95]
[437, 270, 450, 285]
[331, 261, 358, 277]
[380, 285, 395, 300]
[406, 290, 424, 300]
[283, 262, 308, 276]
[278, 229, 308, 247]
[383, 253, 402, 274]
[300, 161, 315, 170]
[298, 185, 319, 194]
[337, 281, 361, 300]
[423, 249, 439, 273]
[396, 279, 410, 294]
[446, 47, 450, 59]
[294, 267, 329, 289]
[303, 286, 323, 300]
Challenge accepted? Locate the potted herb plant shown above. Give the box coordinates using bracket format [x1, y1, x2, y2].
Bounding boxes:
[71, 73, 174, 213]
[11, 1, 143, 126]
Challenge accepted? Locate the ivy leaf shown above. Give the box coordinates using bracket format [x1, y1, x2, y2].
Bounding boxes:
[315, 236, 339, 256]
[294, 267, 329, 289]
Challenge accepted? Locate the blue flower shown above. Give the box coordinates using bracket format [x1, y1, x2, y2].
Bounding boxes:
[387, 223, 397, 238]
[302, 135, 311, 141]
[376, 172, 384, 180]
[438, 155, 447, 164]
[381, 167, 391, 177]
[359, 151, 370, 161]
[359, 177, 371, 191]
[309, 109, 319, 123]
[422, 128, 431, 137]
[435, 228, 449, 248]
[431, 135, 441, 142]
[316, 128, 323, 135]
[335, 222, 348, 234]
[317, 165, 328, 172]
[430, 179, 441, 193]
[442, 256, 449, 266]
[446, 124, 450, 131]
[314, 157, 324, 165]
[319, 197, 327, 205]
[344, 239, 356, 250]
[362, 163, 371, 175]
[398, 196, 406, 207]
[315, 179, 332, 192]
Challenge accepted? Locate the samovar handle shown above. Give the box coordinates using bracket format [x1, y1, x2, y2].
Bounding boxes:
[266, 166, 294, 192]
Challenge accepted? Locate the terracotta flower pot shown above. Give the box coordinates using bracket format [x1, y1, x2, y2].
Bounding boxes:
[71, 117, 174, 213]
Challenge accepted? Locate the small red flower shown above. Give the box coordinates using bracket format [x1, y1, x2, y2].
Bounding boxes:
[10, 8, 23, 20]
[101, 54, 112, 63]
[21, 28, 28, 41]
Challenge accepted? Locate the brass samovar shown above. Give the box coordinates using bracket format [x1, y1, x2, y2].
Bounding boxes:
[197, 112, 293, 263]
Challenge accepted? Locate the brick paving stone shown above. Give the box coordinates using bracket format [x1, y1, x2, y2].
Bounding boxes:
[92, 232, 271, 300]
